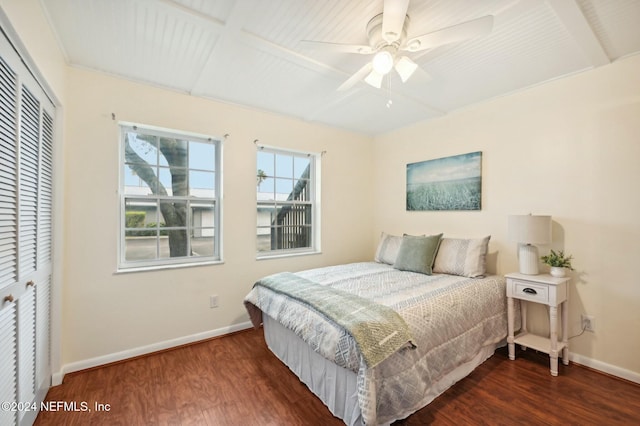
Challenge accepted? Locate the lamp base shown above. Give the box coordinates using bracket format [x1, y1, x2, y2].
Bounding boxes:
[518, 244, 540, 275]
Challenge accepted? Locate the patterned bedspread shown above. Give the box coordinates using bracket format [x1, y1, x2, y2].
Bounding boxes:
[247, 272, 415, 368]
[243, 262, 509, 425]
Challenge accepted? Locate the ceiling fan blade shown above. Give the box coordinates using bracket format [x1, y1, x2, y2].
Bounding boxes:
[337, 62, 373, 91]
[364, 70, 384, 89]
[403, 15, 494, 52]
[395, 56, 418, 82]
[382, 0, 410, 43]
[300, 40, 374, 55]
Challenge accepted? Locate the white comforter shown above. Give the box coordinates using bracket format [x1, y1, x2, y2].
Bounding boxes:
[244, 262, 508, 425]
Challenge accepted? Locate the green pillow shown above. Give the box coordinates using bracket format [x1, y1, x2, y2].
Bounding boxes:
[393, 234, 443, 275]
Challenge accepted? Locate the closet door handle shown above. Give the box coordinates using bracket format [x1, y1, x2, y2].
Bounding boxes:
[26, 280, 35, 287]
[523, 288, 537, 295]
[3, 295, 14, 303]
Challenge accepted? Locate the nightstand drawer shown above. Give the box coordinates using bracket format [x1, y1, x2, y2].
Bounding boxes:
[511, 280, 549, 303]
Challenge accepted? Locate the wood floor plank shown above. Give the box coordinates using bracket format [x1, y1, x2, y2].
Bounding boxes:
[35, 329, 640, 425]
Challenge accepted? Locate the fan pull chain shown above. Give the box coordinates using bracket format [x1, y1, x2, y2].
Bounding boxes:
[386, 75, 392, 108]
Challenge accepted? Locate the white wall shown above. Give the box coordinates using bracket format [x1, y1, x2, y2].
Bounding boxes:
[372, 55, 640, 378]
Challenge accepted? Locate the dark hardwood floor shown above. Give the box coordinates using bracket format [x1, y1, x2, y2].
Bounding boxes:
[35, 328, 640, 425]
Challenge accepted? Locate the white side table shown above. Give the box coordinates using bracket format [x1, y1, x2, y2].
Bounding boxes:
[505, 272, 571, 376]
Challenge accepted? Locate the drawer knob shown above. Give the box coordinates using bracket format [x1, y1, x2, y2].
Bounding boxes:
[523, 288, 537, 295]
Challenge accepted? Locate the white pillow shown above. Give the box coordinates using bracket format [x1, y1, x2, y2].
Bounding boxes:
[433, 236, 490, 278]
[374, 232, 403, 265]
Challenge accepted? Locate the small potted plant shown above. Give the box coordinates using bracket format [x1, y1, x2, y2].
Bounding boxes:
[541, 249, 574, 277]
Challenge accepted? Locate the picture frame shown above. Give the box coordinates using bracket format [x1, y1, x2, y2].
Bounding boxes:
[406, 151, 482, 211]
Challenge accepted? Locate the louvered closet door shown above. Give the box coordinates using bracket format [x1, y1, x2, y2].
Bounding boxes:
[0, 29, 55, 426]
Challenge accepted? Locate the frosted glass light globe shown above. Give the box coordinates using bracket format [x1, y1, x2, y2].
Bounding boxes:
[371, 50, 394, 75]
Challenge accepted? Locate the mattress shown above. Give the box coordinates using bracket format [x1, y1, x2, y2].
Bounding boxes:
[245, 262, 509, 425]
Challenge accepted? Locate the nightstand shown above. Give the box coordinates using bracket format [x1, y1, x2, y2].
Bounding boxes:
[505, 272, 571, 376]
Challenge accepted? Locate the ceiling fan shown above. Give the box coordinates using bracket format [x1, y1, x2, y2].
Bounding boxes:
[302, 0, 494, 91]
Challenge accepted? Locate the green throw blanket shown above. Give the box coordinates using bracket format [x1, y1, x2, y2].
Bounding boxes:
[253, 272, 415, 368]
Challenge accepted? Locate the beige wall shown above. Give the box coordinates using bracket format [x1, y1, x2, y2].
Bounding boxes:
[3, 0, 639, 380]
[372, 55, 640, 376]
[61, 67, 373, 364]
[6, 0, 373, 368]
[0, 0, 67, 101]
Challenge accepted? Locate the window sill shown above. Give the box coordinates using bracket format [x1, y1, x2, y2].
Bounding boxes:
[115, 259, 224, 274]
[256, 250, 321, 261]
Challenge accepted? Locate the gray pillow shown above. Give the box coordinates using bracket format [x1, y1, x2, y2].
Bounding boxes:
[393, 234, 443, 275]
[433, 236, 490, 278]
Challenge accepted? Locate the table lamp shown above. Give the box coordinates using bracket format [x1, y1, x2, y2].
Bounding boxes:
[508, 214, 551, 275]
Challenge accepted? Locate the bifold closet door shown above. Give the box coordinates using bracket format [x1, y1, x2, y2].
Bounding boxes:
[0, 29, 55, 426]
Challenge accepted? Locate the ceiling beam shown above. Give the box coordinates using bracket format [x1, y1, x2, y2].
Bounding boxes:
[546, 0, 610, 67]
[156, 0, 225, 29]
[176, 0, 253, 95]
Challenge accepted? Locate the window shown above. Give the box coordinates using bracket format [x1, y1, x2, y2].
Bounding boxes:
[119, 124, 221, 270]
[256, 147, 319, 256]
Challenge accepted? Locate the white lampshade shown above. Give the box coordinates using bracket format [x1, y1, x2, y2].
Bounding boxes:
[364, 70, 384, 88]
[508, 214, 552, 275]
[395, 56, 418, 82]
[508, 215, 551, 245]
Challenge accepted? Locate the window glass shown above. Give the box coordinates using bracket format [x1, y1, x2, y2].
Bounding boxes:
[256, 148, 317, 255]
[189, 141, 216, 170]
[120, 125, 221, 270]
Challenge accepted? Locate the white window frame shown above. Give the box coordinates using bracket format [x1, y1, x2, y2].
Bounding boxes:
[117, 123, 223, 272]
[256, 146, 321, 259]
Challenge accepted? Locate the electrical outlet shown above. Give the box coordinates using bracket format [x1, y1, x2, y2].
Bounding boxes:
[209, 295, 219, 308]
[581, 314, 595, 332]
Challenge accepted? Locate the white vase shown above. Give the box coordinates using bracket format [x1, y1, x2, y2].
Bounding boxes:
[550, 266, 566, 277]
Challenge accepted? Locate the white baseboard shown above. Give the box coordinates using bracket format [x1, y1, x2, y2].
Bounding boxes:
[50, 323, 639, 387]
[570, 353, 640, 384]
[52, 321, 253, 386]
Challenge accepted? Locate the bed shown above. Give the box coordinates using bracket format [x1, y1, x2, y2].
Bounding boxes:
[244, 234, 510, 425]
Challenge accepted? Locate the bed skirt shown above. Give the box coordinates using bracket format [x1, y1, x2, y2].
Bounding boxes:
[263, 313, 501, 425]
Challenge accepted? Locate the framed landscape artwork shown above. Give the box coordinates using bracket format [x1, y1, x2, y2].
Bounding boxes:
[406, 151, 482, 211]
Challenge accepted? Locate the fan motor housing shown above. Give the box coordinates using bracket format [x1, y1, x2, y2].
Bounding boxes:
[366, 13, 410, 51]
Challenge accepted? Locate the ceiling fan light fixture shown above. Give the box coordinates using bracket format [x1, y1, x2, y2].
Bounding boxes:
[371, 50, 394, 75]
[395, 56, 418, 82]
